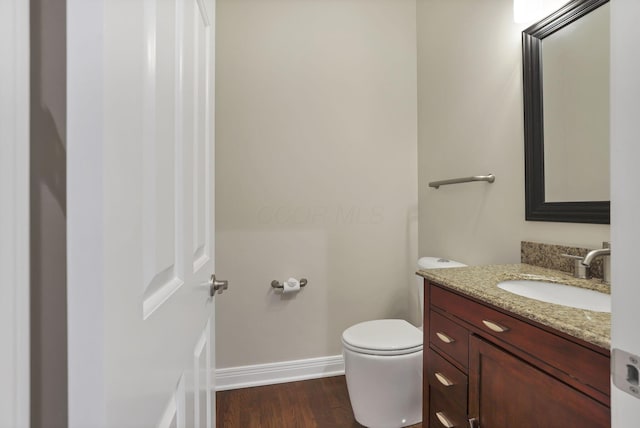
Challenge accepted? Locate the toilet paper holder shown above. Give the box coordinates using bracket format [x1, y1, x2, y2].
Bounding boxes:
[271, 278, 308, 289]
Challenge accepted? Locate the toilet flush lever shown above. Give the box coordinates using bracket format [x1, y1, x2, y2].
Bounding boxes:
[204, 274, 228, 297]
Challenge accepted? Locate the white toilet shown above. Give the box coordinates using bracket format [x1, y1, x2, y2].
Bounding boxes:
[342, 257, 466, 428]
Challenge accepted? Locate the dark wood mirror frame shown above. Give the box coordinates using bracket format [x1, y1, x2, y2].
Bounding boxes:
[522, 0, 610, 224]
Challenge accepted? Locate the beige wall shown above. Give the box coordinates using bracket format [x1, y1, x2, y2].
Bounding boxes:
[216, 0, 418, 368]
[417, 0, 610, 266]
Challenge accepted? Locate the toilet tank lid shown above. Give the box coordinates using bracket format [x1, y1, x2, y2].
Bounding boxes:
[417, 257, 466, 269]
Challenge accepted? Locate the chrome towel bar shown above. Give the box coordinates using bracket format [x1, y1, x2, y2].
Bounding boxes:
[429, 174, 495, 189]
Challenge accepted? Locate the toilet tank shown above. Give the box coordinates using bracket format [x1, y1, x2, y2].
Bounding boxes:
[416, 257, 466, 329]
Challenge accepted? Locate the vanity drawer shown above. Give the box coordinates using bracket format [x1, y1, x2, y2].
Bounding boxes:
[429, 388, 468, 428]
[431, 285, 610, 396]
[428, 349, 468, 410]
[430, 311, 469, 370]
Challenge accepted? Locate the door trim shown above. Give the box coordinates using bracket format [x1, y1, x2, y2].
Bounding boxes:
[67, 0, 106, 426]
[0, 0, 30, 426]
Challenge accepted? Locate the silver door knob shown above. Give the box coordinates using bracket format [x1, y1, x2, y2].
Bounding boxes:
[210, 274, 228, 297]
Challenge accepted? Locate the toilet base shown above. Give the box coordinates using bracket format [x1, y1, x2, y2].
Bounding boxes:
[343, 347, 422, 428]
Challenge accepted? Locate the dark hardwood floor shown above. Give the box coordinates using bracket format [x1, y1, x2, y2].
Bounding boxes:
[216, 375, 422, 428]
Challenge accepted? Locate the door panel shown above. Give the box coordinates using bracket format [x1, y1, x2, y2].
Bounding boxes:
[67, 0, 216, 426]
[191, 0, 212, 274]
[193, 320, 212, 428]
[142, 0, 183, 319]
[469, 336, 609, 428]
[157, 376, 186, 428]
[0, 1, 30, 425]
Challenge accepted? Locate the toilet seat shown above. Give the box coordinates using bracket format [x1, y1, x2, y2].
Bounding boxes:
[342, 319, 423, 356]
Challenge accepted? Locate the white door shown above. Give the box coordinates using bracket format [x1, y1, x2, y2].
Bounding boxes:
[611, 0, 640, 426]
[0, 1, 30, 427]
[67, 0, 218, 427]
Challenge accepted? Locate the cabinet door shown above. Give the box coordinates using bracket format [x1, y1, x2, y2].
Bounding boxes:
[469, 335, 609, 428]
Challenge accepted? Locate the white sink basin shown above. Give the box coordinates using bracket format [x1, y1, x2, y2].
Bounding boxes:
[497, 280, 611, 313]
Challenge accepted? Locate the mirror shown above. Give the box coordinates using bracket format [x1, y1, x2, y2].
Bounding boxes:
[522, 0, 610, 224]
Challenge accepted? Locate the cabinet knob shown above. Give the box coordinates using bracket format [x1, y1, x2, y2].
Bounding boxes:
[468, 417, 479, 428]
[436, 332, 456, 344]
[434, 372, 454, 386]
[482, 319, 509, 333]
[435, 411, 455, 428]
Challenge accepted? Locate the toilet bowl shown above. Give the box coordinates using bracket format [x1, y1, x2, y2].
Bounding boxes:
[342, 257, 466, 428]
[342, 319, 423, 428]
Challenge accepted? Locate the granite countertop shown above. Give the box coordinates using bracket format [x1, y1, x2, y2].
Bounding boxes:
[417, 263, 611, 350]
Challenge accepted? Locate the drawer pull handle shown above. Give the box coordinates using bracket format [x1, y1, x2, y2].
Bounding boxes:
[436, 411, 455, 428]
[435, 372, 454, 386]
[436, 332, 455, 344]
[482, 320, 509, 333]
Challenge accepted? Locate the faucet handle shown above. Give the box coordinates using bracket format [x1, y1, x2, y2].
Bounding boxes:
[561, 253, 582, 260]
[561, 254, 590, 279]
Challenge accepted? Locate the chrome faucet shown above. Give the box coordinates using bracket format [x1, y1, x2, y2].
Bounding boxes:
[581, 242, 611, 284]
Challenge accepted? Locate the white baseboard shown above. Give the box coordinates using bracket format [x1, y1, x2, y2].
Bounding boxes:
[215, 355, 345, 391]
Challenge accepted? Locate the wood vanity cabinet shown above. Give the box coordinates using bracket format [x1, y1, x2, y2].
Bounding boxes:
[423, 281, 611, 428]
